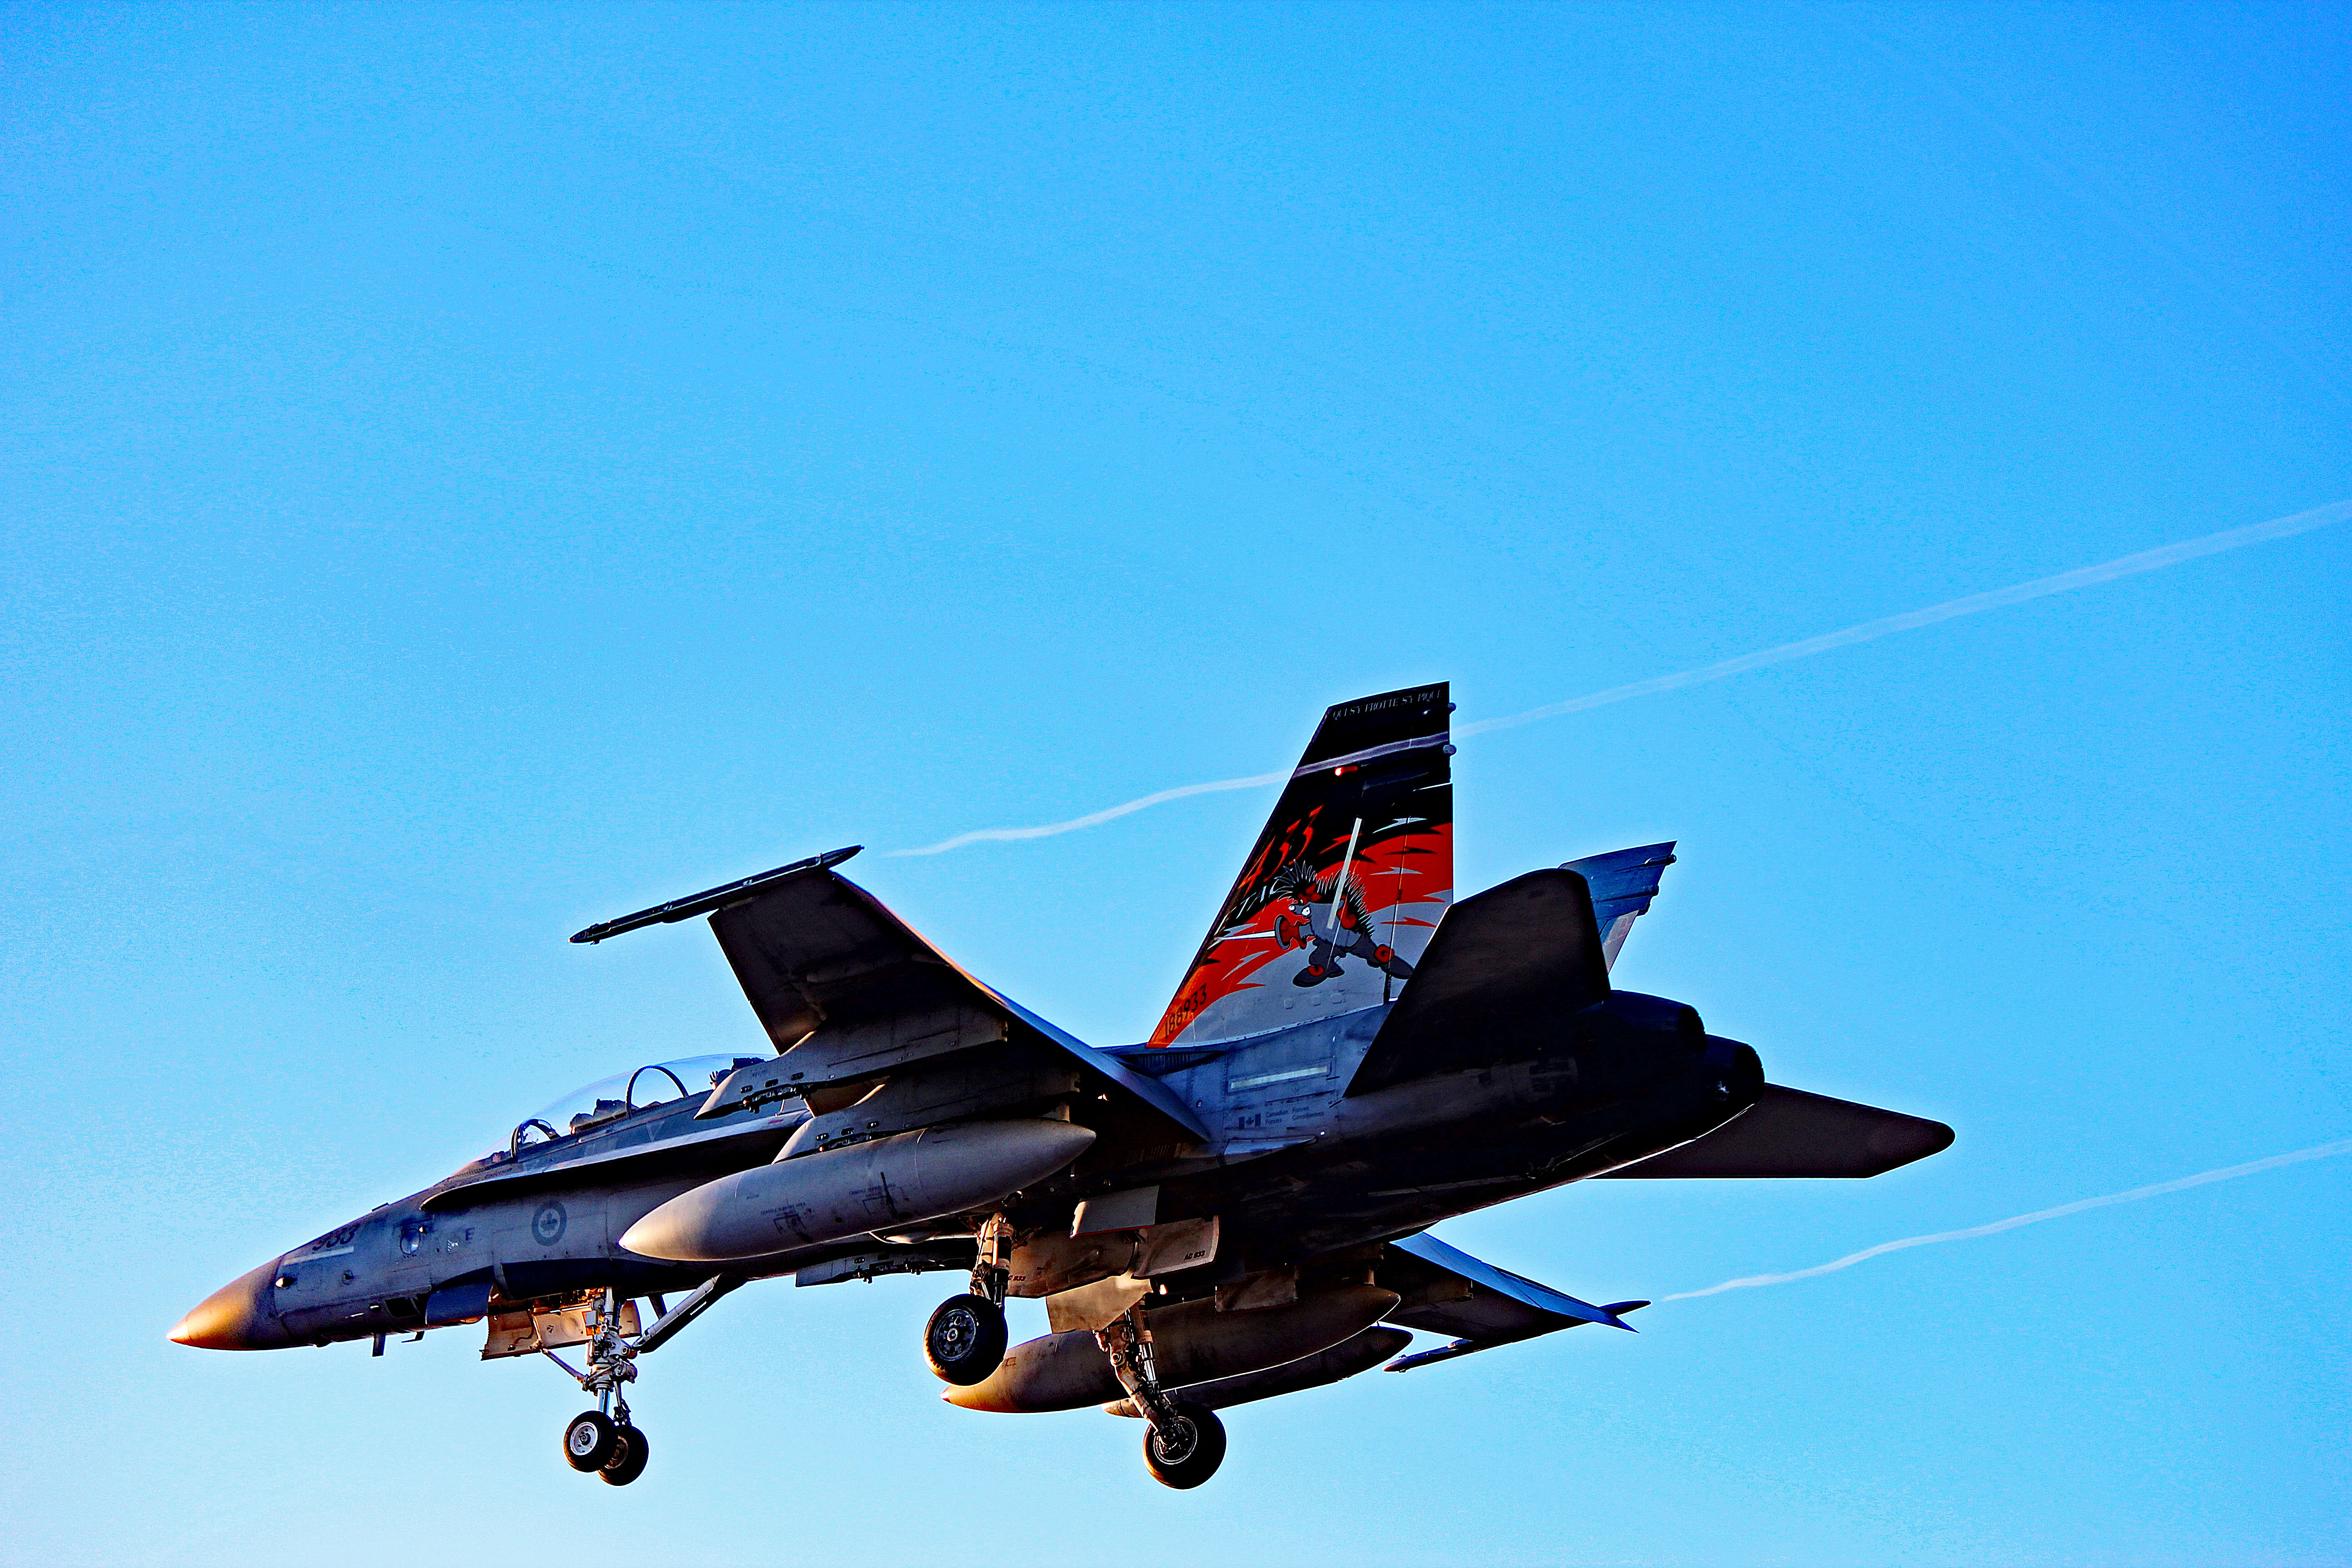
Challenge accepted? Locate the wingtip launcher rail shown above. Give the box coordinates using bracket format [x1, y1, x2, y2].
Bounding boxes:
[569, 845, 863, 944]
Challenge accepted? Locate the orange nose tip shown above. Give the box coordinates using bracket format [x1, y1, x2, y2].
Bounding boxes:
[170, 1260, 284, 1350]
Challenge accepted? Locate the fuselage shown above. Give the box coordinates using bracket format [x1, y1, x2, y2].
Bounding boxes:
[171, 987, 1757, 1352]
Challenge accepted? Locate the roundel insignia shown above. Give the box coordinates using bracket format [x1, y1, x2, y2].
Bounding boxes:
[531, 1201, 567, 1247]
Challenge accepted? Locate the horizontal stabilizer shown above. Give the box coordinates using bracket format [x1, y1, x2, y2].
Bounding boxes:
[1348, 868, 1610, 1095]
[1386, 1232, 1634, 1332]
[1595, 1083, 1953, 1178]
[1385, 1303, 1648, 1372]
[1375, 1232, 1641, 1373]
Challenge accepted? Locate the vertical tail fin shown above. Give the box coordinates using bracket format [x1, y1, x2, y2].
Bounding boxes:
[1561, 842, 1677, 969]
[1149, 684, 1453, 1047]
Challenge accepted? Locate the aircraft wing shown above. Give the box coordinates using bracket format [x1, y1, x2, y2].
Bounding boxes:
[1377, 1232, 1646, 1372]
[1592, 1083, 1952, 1178]
[573, 847, 1208, 1144]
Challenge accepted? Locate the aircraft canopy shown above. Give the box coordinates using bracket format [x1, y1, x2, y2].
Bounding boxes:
[508, 1053, 765, 1153]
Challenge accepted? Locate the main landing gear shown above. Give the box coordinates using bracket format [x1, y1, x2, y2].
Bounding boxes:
[925, 1215, 1011, 1387]
[1142, 1401, 1225, 1490]
[1100, 1302, 1226, 1490]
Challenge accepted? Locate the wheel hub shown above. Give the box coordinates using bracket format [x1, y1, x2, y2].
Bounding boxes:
[1150, 1418, 1198, 1466]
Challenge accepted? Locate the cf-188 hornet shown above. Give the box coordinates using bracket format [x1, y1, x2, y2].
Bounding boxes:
[172, 684, 1951, 1488]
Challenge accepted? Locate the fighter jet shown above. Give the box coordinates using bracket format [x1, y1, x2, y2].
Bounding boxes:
[172, 683, 1951, 1488]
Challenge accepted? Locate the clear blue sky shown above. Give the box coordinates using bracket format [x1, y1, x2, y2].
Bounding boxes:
[4, 6, 2346, 1565]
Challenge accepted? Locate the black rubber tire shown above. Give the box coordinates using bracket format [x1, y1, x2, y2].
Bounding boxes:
[562, 1410, 618, 1473]
[599, 1424, 650, 1487]
[924, 1293, 1009, 1385]
[1142, 1401, 1227, 1490]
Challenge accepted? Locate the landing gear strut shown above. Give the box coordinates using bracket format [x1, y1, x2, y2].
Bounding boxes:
[549, 1289, 650, 1487]
[925, 1215, 1010, 1386]
[1099, 1302, 1226, 1489]
[529, 1275, 740, 1485]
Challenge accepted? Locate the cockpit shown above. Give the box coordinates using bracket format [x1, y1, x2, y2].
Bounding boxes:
[484, 1054, 769, 1167]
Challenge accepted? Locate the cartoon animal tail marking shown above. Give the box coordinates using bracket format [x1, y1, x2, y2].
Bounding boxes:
[1148, 684, 1454, 1048]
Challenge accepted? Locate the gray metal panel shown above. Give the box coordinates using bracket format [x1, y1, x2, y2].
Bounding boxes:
[986, 990, 1211, 1143]
[1204, 1009, 1380, 1151]
[1385, 1294, 1553, 1343]
[787, 1050, 1083, 1153]
[779, 998, 1008, 1087]
[792, 1247, 968, 1288]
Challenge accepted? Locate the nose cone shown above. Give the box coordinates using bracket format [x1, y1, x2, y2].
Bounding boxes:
[170, 1260, 288, 1350]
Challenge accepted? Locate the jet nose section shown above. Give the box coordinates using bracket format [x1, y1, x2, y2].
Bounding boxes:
[170, 1260, 286, 1350]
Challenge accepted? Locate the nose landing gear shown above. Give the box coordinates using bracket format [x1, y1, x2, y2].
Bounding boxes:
[563, 1408, 620, 1471]
[560, 1403, 651, 1485]
[529, 1273, 741, 1485]
[531, 1285, 682, 1487]
[600, 1421, 650, 1487]
[549, 1291, 649, 1485]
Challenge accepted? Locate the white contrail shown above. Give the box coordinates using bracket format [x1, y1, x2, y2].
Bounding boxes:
[890, 769, 1292, 857]
[1660, 1136, 2352, 1303]
[1457, 496, 2352, 736]
[887, 499, 2349, 856]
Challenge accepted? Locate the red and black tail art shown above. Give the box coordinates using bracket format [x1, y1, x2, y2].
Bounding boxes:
[1149, 684, 1453, 1048]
